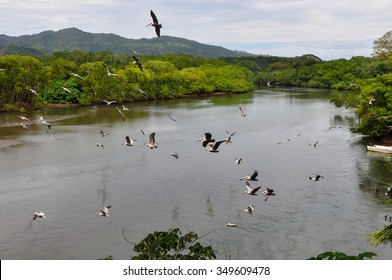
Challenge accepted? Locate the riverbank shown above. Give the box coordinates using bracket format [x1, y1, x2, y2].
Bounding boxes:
[0, 91, 244, 113]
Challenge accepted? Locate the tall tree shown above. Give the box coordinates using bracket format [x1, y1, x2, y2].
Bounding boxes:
[372, 30, 392, 60]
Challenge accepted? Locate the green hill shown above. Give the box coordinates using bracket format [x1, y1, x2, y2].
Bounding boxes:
[0, 28, 254, 58]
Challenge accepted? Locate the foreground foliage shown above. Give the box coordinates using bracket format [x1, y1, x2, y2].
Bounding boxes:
[131, 228, 216, 260]
[308, 251, 377, 260]
[100, 228, 216, 260]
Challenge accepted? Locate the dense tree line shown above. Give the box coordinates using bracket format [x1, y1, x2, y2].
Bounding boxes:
[1, 31, 392, 141]
[0, 51, 255, 110]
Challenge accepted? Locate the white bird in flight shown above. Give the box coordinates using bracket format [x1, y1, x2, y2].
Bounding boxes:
[122, 136, 136, 147]
[39, 116, 51, 129]
[97, 205, 111, 217]
[103, 100, 117, 105]
[32, 211, 45, 220]
[61, 87, 72, 94]
[242, 181, 261, 195]
[240, 170, 259, 181]
[70, 73, 83, 79]
[205, 140, 226, 153]
[146, 132, 158, 149]
[242, 204, 255, 215]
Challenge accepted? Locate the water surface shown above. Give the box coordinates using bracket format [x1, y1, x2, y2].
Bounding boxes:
[1, 88, 391, 260]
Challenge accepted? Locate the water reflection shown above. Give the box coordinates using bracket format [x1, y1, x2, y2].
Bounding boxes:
[1, 88, 392, 260]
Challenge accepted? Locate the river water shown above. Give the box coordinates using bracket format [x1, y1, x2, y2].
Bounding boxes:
[1, 88, 391, 260]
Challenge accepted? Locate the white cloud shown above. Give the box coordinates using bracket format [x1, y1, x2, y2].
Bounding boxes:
[0, 0, 391, 59]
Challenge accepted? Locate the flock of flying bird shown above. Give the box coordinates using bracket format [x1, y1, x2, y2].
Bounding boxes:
[17, 10, 391, 233]
[24, 99, 379, 229]
[25, 9, 162, 222]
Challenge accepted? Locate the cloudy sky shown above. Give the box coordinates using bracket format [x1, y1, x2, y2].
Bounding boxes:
[0, 0, 391, 60]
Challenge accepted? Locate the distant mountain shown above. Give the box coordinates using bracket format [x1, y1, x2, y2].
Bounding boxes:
[0, 28, 255, 58]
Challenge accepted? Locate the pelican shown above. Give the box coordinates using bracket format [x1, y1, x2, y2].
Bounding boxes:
[239, 107, 247, 117]
[146, 132, 158, 149]
[287, 132, 302, 142]
[27, 88, 39, 96]
[267, 81, 272, 87]
[122, 136, 136, 146]
[32, 211, 45, 220]
[146, 10, 162, 37]
[262, 187, 275, 202]
[96, 143, 105, 149]
[225, 223, 238, 227]
[21, 123, 29, 131]
[97, 205, 111, 217]
[132, 48, 142, 56]
[70, 72, 83, 79]
[168, 115, 179, 122]
[369, 97, 376, 105]
[205, 140, 226, 153]
[133, 55, 143, 71]
[197, 132, 215, 147]
[99, 128, 108, 137]
[45, 128, 62, 140]
[104, 64, 119, 77]
[235, 158, 242, 165]
[171, 152, 179, 159]
[226, 131, 236, 144]
[138, 88, 150, 98]
[39, 116, 51, 129]
[18, 116, 31, 122]
[308, 141, 319, 148]
[325, 125, 337, 132]
[103, 100, 117, 105]
[242, 181, 261, 195]
[346, 134, 369, 142]
[61, 86, 72, 94]
[115, 106, 125, 121]
[242, 204, 255, 215]
[309, 175, 324, 181]
[122, 104, 130, 111]
[240, 170, 258, 181]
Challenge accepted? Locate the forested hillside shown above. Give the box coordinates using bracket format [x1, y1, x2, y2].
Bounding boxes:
[0, 28, 253, 58]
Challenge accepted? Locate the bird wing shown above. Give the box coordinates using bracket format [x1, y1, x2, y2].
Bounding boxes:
[103, 206, 111, 214]
[250, 186, 261, 194]
[133, 55, 140, 64]
[154, 25, 161, 37]
[150, 10, 159, 24]
[149, 132, 156, 144]
[244, 181, 253, 192]
[125, 136, 130, 145]
[250, 170, 258, 180]
[205, 133, 212, 140]
[212, 140, 226, 150]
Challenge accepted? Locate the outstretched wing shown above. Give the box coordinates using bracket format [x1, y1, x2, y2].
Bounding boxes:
[250, 170, 258, 180]
[250, 186, 261, 195]
[150, 10, 159, 24]
[149, 132, 156, 144]
[212, 140, 226, 150]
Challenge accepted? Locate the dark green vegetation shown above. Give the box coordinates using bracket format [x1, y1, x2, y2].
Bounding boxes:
[308, 251, 377, 260]
[0, 28, 253, 58]
[100, 228, 216, 260]
[0, 52, 256, 108]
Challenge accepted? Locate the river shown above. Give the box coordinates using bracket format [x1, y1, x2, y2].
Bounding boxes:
[1, 88, 391, 260]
